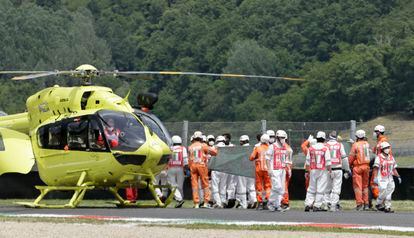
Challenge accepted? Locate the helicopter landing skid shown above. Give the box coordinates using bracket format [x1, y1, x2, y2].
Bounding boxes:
[108, 183, 176, 208]
[16, 171, 95, 208]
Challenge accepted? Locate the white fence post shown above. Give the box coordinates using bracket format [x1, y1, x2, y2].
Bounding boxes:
[350, 120, 356, 141]
[183, 120, 189, 147]
[261, 120, 267, 134]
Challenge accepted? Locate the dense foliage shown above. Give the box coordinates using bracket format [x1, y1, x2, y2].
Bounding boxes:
[0, 0, 413, 121]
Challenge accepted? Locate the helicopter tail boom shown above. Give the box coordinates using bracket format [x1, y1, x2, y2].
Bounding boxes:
[0, 112, 30, 134]
[0, 127, 35, 176]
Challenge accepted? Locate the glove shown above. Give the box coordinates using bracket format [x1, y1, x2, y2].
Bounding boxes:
[397, 176, 402, 184]
[373, 177, 379, 184]
[307, 135, 314, 141]
[343, 172, 349, 179]
[344, 170, 351, 179]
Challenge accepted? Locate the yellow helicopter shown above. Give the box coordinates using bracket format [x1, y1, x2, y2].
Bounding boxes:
[0, 64, 303, 208]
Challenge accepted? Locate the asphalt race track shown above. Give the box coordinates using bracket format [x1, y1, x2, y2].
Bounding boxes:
[1, 206, 414, 228]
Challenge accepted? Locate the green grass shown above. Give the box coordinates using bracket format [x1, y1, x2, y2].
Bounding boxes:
[396, 156, 414, 168]
[337, 113, 414, 142]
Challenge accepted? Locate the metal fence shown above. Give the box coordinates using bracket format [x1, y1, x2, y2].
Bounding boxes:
[164, 120, 356, 152]
[164, 120, 414, 158]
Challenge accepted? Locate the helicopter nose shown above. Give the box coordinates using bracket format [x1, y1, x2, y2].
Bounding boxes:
[149, 141, 167, 166]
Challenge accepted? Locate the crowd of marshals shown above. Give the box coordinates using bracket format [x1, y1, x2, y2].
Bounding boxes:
[157, 124, 401, 212]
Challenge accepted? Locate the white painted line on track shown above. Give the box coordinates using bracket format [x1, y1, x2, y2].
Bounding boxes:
[2, 213, 414, 233]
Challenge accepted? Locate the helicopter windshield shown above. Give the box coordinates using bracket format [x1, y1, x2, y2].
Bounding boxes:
[96, 110, 146, 152]
[134, 111, 171, 145]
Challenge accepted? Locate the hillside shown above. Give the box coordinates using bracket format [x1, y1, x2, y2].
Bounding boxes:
[0, 0, 414, 123]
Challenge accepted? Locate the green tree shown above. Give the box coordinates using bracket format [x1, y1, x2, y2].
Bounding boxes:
[0, 0, 111, 113]
[276, 44, 389, 121]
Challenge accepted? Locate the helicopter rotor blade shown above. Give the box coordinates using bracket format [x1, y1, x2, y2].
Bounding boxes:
[5, 71, 75, 81]
[11, 71, 59, 80]
[112, 71, 305, 81]
[0, 71, 51, 74]
[1, 67, 304, 82]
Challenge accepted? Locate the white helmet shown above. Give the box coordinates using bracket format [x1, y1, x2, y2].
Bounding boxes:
[355, 130, 366, 139]
[380, 141, 391, 149]
[240, 135, 249, 141]
[216, 135, 226, 142]
[276, 130, 287, 138]
[374, 125, 385, 133]
[207, 134, 215, 141]
[202, 135, 207, 142]
[316, 131, 326, 140]
[193, 131, 203, 139]
[171, 135, 182, 144]
[260, 134, 270, 143]
[266, 130, 275, 137]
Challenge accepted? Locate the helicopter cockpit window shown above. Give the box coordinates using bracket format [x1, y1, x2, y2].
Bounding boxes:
[48, 124, 62, 148]
[37, 126, 48, 148]
[37, 122, 65, 149]
[0, 132, 5, 151]
[67, 119, 88, 150]
[138, 114, 168, 143]
[88, 118, 107, 151]
[97, 110, 146, 152]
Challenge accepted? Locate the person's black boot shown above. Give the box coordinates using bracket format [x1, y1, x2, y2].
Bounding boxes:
[227, 199, 236, 208]
[175, 200, 185, 208]
[376, 204, 385, 211]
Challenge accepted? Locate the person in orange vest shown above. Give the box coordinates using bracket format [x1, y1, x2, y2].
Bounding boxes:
[167, 135, 188, 208]
[373, 142, 401, 213]
[245, 134, 262, 209]
[349, 129, 371, 211]
[304, 131, 332, 212]
[266, 130, 292, 212]
[301, 135, 316, 190]
[249, 134, 271, 210]
[188, 131, 218, 208]
[369, 125, 389, 209]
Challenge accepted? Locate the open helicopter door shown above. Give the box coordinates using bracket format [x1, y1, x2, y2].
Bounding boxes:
[0, 127, 35, 175]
